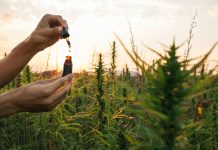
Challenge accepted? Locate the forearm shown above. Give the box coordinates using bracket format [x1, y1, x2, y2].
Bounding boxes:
[0, 89, 19, 118]
[0, 37, 38, 88]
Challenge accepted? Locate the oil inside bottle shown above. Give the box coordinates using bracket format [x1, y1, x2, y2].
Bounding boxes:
[62, 55, 72, 77]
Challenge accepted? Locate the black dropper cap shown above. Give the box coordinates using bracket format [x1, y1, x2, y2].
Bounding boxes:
[61, 27, 70, 38]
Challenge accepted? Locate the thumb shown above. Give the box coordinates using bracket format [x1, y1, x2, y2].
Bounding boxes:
[49, 26, 63, 39]
[40, 26, 63, 48]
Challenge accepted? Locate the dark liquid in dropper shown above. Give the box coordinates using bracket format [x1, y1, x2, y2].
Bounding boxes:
[66, 38, 71, 50]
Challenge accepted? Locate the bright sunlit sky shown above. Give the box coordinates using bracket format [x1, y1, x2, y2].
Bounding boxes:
[0, 0, 218, 72]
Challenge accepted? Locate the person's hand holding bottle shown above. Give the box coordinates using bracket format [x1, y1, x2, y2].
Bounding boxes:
[0, 14, 72, 118]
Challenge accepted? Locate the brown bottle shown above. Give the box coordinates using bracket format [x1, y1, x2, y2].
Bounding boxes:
[62, 55, 72, 77]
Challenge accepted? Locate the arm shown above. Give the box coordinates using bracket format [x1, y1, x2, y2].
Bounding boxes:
[0, 14, 72, 118]
[0, 74, 72, 118]
[0, 38, 37, 87]
[0, 14, 67, 88]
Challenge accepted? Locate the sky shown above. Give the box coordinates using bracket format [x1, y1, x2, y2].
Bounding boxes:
[0, 0, 218, 72]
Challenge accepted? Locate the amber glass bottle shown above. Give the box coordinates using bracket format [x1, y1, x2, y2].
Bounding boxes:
[62, 55, 72, 77]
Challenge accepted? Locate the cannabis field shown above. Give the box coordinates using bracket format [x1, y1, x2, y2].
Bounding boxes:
[0, 38, 218, 150]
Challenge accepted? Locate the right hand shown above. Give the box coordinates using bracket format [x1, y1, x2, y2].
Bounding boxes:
[29, 14, 68, 52]
[8, 74, 72, 113]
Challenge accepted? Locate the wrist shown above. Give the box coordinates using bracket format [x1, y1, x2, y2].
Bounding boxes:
[25, 34, 42, 54]
[0, 89, 20, 117]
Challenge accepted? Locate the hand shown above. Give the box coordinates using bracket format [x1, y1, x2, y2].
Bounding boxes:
[0, 74, 72, 117]
[29, 14, 68, 52]
[0, 14, 69, 89]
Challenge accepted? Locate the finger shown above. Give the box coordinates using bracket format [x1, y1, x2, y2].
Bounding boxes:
[63, 20, 68, 29]
[24, 78, 57, 87]
[50, 92, 67, 109]
[57, 18, 68, 29]
[45, 14, 68, 29]
[53, 81, 72, 105]
[37, 26, 63, 45]
[44, 74, 72, 94]
[45, 14, 62, 27]
[47, 80, 72, 109]
[36, 78, 58, 85]
[45, 26, 63, 39]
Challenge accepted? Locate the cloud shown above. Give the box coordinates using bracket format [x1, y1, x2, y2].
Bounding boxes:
[1, 0, 216, 25]
[0, 12, 15, 23]
[85, 0, 198, 23]
[208, 5, 218, 17]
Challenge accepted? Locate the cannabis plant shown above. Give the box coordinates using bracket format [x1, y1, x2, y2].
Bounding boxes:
[116, 34, 217, 149]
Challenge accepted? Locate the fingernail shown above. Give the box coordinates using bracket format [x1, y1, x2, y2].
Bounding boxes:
[58, 26, 63, 33]
[66, 73, 73, 79]
[64, 22, 68, 30]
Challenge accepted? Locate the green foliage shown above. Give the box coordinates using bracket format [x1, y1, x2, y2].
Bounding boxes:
[111, 41, 117, 80]
[96, 53, 106, 132]
[16, 73, 22, 88]
[116, 33, 217, 149]
[0, 39, 217, 150]
[123, 64, 130, 81]
[24, 65, 32, 83]
[200, 63, 205, 79]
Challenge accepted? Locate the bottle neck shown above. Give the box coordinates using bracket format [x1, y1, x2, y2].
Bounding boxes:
[64, 55, 72, 64]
